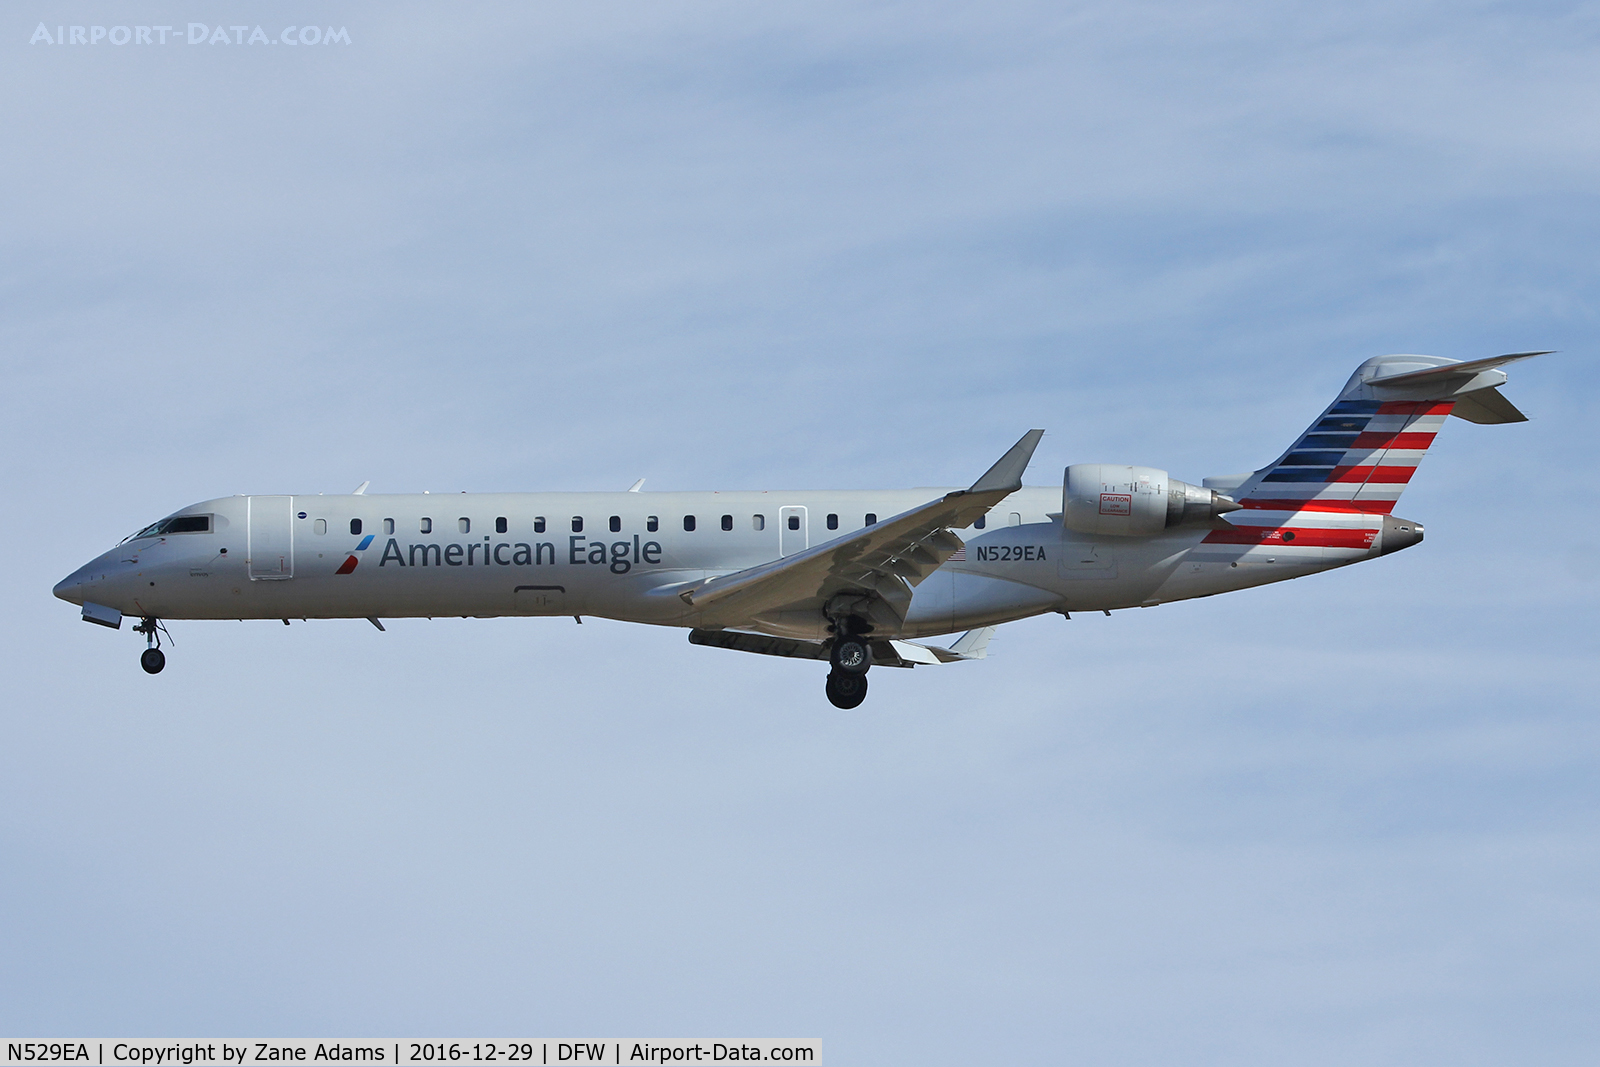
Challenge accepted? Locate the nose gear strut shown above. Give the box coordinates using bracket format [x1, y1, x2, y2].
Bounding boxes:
[132, 616, 169, 674]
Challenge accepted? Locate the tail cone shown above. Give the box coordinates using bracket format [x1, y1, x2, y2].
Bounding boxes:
[1379, 515, 1424, 555]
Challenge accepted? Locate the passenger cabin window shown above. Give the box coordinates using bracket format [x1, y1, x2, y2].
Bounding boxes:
[495, 517, 508, 534]
[571, 516, 583, 533]
[610, 516, 622, 533]
[826, 513, 838, 530]
[314, 519, 327, 535]
[788, 515, 800, 531]
[1009, 512, 1022, 527]
[865, 513, 877, 525]
[383, 518, 395, 535]
[974, 515, 986, 530]
[721, 514, 733, 531]
[752, 515, 765, 531]
[458, 517, 470, 534]
[350, 518, 362, 535]
[534, 517, 546, 533]
[684, 515, 696, 531]
[647, 516, 659, 532]
[133, 515, 212, 538]
[420, 517, 433, 534]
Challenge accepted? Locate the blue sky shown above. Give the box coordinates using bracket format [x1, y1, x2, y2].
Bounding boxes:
[3, 2, 1598, 1063]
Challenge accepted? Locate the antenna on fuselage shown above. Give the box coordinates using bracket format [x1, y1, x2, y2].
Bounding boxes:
[627, 479, 645, 492]
[352, 480, 370, 495]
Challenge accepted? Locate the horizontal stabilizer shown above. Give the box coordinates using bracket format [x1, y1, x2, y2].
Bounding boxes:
[1450, 386, 1528, 424]
[1368, 351, 1551, 387]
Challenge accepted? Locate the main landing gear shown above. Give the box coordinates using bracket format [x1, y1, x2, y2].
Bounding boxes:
[133, 616, 168, 675]
[825, 670, 867, 709]
[825, 614, 872, 709]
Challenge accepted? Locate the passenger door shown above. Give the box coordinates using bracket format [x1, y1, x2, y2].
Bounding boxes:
[247, 496, 294, 580]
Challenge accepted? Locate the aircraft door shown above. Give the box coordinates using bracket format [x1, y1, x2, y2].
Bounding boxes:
[247, 496, 294, 580]
[779, 506, 808, 557]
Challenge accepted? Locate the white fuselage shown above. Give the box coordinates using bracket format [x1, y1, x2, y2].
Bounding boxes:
[54, 486, 1388, 640]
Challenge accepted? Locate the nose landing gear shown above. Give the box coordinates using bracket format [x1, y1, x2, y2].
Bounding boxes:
[132, 617, 169, 674]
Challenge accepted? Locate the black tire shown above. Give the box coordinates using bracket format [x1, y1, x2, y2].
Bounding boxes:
[825, 670, 868, 709]
[140, 648, 166, 675]
[830, 636, 872, 675]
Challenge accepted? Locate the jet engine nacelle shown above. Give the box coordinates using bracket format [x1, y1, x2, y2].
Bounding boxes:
[1062, 464, 1240, 537]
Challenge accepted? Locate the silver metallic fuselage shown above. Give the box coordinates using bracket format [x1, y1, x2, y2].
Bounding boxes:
[53, 486, 1396, 641]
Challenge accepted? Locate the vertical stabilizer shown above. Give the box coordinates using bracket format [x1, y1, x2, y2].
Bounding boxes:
[1198, 353, 1541, 562]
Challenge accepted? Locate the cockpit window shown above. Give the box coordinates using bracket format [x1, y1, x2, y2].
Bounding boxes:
[132, 515, 211, 539]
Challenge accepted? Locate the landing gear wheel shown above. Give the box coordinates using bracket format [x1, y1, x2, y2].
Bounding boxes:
[825, 670, 868, 709]
[140, 648, 166, 675]
[830, 636, 872, 675]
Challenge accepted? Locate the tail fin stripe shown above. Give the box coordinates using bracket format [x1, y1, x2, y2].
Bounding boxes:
[1330, 465, 1416, 484]
[1202, 526, 1378, 549]
[1339, 448, 1428, 466]
[1240, 498, 1396, 514]
[1353, 431, 1436, 450]
[1314, 416, 1374, 432]
[1378, 400, 1454, 416]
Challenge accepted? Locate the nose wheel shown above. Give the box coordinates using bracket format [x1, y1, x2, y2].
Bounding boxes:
[132, 616, 170, 675]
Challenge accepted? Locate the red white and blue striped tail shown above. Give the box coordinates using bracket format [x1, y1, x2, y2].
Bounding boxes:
[1201, 352, 1543, 560]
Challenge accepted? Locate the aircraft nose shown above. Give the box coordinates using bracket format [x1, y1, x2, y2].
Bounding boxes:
[54, 570, 86, 605]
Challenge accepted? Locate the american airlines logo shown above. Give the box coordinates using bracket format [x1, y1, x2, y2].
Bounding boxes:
[334, 535, 376, 575]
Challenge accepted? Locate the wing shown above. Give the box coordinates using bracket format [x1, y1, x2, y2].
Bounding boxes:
[689, 626, 999, 667]
[680, 430, 1044, 633]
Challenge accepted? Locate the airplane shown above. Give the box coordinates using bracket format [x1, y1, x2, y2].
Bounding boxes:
[53, 352, 1543, 708]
